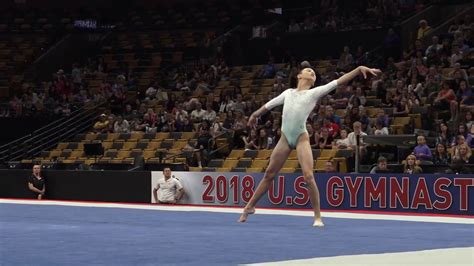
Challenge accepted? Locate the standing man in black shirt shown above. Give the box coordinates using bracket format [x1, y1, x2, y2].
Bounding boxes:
[27, 165, 45, 200]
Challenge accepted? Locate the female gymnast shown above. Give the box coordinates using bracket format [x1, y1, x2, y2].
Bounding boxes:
[239, 65, 381, 226]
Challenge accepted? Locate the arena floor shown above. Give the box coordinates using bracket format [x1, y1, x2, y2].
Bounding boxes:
[0, 199, 472, 265]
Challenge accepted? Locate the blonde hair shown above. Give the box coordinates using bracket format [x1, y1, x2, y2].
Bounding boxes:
[457, 143, 472, 160]
[403, 154, 421, 173]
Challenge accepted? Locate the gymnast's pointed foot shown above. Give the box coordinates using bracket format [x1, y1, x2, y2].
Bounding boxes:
[238, 207, 255, 222]
[313, 218, 324, 227]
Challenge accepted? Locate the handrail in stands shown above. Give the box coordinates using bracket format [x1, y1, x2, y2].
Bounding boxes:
[0, 101, 106, 163]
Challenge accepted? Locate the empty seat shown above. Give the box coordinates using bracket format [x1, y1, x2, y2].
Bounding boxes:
[223, 159, 238, 168]
[243, 150, 258, 158]
[228, 150, 245, 159]
[237, 159, 252, 168]
[255, 149, 272, 159]
[208, 159, 224, 168]
[246, 167, 263, 173]
[283, 160, 299, 168]
[251, 159, 268, 168]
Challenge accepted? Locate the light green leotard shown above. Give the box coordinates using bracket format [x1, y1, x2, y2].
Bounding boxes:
[264, 80, 338, 148]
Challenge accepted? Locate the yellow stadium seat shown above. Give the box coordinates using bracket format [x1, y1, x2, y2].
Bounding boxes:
[57, 142, 69, 150]
[117, 150, 131, 159]
[228, 150, 245, 159]
[216, 167, 232, 172]
[223, 159, 239, 168]
[288, 150, 298, 160]
[279, 168, 295, 173]
[315, 159, 327, 171]
[123, 141, 137, 150]
[156, 132, 169, 140]
[246, 167, 263, 173]
[283, 160, 299, 168]
[106, 133, 119, 141]
[255, 149, 272, 159]
[251, 159, 268, 168]
[320, 149, 337, 159]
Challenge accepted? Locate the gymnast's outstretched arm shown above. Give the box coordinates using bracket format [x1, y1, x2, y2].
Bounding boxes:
[310, 66, 381, 100]
[337, 66, 381, 85]
[248, 89, 289, 128]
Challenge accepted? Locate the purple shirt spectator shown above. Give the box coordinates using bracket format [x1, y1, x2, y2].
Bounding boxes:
[413, 144, 432, 161]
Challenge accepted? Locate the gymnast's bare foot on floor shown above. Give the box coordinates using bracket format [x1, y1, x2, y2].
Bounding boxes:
[238, 207, 255, 222]
[313, 217, 324, 227]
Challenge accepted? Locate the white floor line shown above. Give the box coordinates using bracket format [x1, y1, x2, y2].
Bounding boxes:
[243, 247, 474, 266]
[1, 198, 473, 224]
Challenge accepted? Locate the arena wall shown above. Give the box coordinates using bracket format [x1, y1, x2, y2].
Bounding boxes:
[1, 170, 473, 216]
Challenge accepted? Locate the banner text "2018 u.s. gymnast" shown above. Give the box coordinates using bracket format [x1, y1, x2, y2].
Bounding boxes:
[150, 172, 474, 216]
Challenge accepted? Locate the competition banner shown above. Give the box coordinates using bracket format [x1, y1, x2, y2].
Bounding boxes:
[151, 172, 474, 216]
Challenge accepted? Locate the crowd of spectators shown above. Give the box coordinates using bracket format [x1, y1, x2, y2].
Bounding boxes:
[287, 0, 430, 33]
[2, 1, 474, 172]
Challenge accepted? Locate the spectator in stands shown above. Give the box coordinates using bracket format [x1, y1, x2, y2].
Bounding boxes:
[413, 135, 432, 162]
[322, 117, 340, 138]
[374, 120, 389, 135]
[190, 102, 206, 123]
[450, 44, 463, 67]
[222, 110, 234, 130]
[288, 19, 301, 32]
[27, 165, 45, 200]
[232, 110, 247, 132]
[93, 114, 109, 133]
[203, 103, 217, 123]
[174, 103, 189, 125]
[153, 167, 184, 204]
[433, 143, 451, 165]
[105, 115, 116, 133]
[403, 154, 423, 174]
[425, 35, 442, 57]
[436, 122, 452, 147]
[219, 95, 234, 113]
[324, 159, 337, 173]
[453, 143, 474, 164]
[306, 123, 318, 148]
[193, 126, 213, 167]
[257, 128, 272, 150]
[333, 86, 350, 109]
[210, 116, 224, 138]
[376, 109, 390, 128]
[370, 156, 389, 174]
[452, 124, 471, 147]
[232, 94, 246, 114]
[142, 113, 157, 133]
[178, 117, 194, 132]
[451, 135, 466, 158]
[393, 97, 410, 117]
[123, 104, 136, 121]
[467, 124, 474, 147]
[113, 115, 130, 133]
[433, 82, 457, 120]
[336, 46, 354, 72]
[318, 127, 333, 149]
[347, 121, 367, 157]
[334, 128, 350, 149]
[243, 129, 258, 151]
[417, 19, 431, 40]
[325, 105, 341, 125]
[457, 80, 474, 113]
[258, 59, 276, 79]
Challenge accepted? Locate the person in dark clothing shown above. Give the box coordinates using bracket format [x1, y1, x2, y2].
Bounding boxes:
[194, 126, 213, 167]
[27, 165, 45, 200]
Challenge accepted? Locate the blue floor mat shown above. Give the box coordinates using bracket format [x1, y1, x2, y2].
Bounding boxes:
[0, 203, 473, 265]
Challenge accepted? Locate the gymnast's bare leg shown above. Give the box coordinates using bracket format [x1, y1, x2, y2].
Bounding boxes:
[238, 134, 291, 222]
